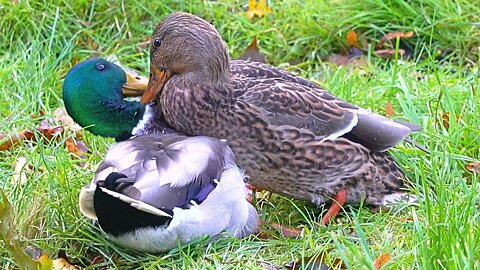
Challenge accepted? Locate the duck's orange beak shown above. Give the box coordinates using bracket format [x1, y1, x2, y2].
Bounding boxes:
[140, 65, 172, 104]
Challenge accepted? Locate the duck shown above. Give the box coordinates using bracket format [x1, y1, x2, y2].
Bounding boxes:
[62, 58, 176, 141]
[138, 12, 422, 210]
[63, 58, 259, 253]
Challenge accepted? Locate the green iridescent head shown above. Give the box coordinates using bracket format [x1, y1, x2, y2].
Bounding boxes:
[63, 58, 148, 141]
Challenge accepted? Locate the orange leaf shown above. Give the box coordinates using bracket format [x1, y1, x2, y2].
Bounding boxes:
[261, 221, 302, 238]
[400, 215, 413, 223]
[373, 253, 391, 270]
[385, 102, 395, 116]
[0, 115, 64, 152]
[65, 137, 88, 167]
[346, 30, 359, 47]
[246, 0, 272, 20]
[237, 37, 266, 63]
[441, 111, 460, 129]
[465, 162, 480, 173]
[37, 119, 63, 139]
[0, 130, 34, 151]
[377, 31, 414, 49]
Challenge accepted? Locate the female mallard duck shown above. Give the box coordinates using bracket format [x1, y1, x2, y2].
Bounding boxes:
[63, 59, 259, 252]
[140, 12, 421, 208]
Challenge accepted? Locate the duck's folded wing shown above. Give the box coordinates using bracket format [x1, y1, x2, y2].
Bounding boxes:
[233, 61, 415, 151]
[96, 134, 230, 211]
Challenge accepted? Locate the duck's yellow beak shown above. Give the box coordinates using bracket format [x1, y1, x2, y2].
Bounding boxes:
[121, 68, 149, 97]
[140, 65, 172, 104]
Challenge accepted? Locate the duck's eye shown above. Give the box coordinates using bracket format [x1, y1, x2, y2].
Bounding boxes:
[153, 38, 162, 48]
[96, 63, 106, 71]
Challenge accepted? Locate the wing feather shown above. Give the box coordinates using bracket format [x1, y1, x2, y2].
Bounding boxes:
[231, 60, 416, 150]
[85, 134, 234, 217]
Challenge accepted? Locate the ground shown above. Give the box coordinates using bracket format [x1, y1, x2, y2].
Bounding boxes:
[0, 0, 479, 269]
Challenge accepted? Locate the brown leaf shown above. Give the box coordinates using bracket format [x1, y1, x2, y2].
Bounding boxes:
[54, 108, 82, 133]
[237, 37, 266, 63]
[260, 222, 302, 238]
[376, 31, 414, 49]
[0, 130, 34, 151]
[385, 102, 395, 116]
[52, 258, 79, 270]
[442, 111, 451, 129]
[373, 253, 391, 270]
[441, 111, 460, 129]
[37, 119, 63, 139]
[465, 162, 480, 173]
[346, 30, 359, 48]
[0, 113, 65, 152]
[246, 0, 272, 20]
[374, 49, 406, 58]
[328, 47, 367, 67]
[66, 137, 88, 167]
[400, 215, 413, 223]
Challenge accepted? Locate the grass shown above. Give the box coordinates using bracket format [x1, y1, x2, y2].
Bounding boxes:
[0, 0, 479, 269]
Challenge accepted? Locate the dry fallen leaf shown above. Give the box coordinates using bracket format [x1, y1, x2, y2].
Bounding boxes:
[0, 190, 49, 270]
[54, 108, 82, 133]
[237, 37, 266, 63]
[37, 119, 63, 139]
[65, 137, 88, 167]
[385, 101, 395, 116]
[52, 258, 79, 270]
[12, 157, 31, 185]
[465, 162, 480, 173]
[376, 31, 414, 49]
[0, 130, 34, 151]
[374, 49, 406, 58]
[441, 111, 460, 129]
[328, 47, 367, 68]
[0, 190, 80, 270]
[0, 112, 66, 152]
[346, 30, 359, 48]
[246, 0, 272, 20]
[259, 221, 302, 238]
[400, 215, 414, 223]
[373, 253, 391, 270]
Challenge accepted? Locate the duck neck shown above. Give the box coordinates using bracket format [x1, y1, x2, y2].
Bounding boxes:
[66, 96, 145, 141]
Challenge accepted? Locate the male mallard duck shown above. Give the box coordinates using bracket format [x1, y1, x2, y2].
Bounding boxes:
[140, 12, 421, 208]
[63, 59, 259, 252]
[62, 58, 176, 141]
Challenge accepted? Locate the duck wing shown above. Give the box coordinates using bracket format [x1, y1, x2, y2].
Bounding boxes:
[81, 134, 234, 219]
[231, 60, 416, 151]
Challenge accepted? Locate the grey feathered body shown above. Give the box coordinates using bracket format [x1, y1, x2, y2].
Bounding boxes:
[79, 133, 259, 253]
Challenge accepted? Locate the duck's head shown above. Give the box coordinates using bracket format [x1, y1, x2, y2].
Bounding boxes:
[63, 58, 148, 141]
[141, 12, 230, 104]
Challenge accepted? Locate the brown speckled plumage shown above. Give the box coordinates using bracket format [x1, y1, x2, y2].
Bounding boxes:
[144, 12, 419, 206]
